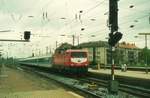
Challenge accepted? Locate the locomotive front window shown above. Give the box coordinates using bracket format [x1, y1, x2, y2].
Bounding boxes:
[71, 52, 87, 58]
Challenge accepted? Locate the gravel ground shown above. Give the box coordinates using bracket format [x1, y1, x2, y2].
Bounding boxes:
[0, 65, 67, 93]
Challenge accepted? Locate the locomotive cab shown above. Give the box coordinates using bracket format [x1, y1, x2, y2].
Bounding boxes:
[53, 49, 89, 74]
[70, 51, 88, 66]
[64, 50, 89, 73]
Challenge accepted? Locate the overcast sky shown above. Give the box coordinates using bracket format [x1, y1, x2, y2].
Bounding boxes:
[0, 0, 150, 58]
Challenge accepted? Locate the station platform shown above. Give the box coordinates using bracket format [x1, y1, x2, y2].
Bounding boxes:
[89, 68, 150, 79]
[0, 90, 83, 98]
[0, 65, 83, 98]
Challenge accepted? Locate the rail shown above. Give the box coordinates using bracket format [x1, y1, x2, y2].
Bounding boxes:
[17, 64, 150, 98]
[81, 77, 150, 98]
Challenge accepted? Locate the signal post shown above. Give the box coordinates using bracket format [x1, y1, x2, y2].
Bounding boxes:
[108, 0, 122, 94]
[0, 31, 31, 42]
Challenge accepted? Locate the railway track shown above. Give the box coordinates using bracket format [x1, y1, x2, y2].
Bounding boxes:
[18, 65, 149, 98]
[18, 65, 108, 98]
[79, 77, 150, 98]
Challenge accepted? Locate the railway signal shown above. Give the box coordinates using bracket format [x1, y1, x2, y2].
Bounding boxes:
[0, 31, 31, 42]
[108, 0, 121, 94]
[24, 31, 31, 41]
[108, 32, 122, 46]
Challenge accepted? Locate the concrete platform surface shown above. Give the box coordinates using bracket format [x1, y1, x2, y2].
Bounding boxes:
[0, 90, 83, 98]
[0, 65, 83, 98]
[89, 68, 150, 79]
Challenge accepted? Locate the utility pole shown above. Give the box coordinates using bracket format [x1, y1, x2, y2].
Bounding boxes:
[139, 33, 150, 74]
[108, 0, 122, 94]
[72, 35, 75, 46]
[0, 45, 3, 66]
[46, 46, 48, 55]
[77, 36, 79, 46]
[0, 51, 2, 66]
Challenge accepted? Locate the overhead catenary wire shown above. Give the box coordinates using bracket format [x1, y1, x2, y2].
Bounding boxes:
[58, 0, 107, 33]
[78, 5, 150, 37]
[58, 0, 149, 41]
[82, 13, 150, 41]
[1, 0, 150, 54]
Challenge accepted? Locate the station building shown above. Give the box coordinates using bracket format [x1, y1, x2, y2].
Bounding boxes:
[79, 41, 141, 67]
[115, 42, 140, 66]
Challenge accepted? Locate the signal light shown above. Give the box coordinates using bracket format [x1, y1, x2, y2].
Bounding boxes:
[108, 32, 123, 46]
[24, 31, 31, 41]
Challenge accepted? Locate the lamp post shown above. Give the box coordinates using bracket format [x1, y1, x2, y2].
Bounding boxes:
[138, 33, 150, 74]
[77, 34, 84, 46]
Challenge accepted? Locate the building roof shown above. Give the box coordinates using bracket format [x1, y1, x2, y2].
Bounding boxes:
[66, 49, 87, 52]
[79, 41, 109, 48]
[79, 41, 139, 49]
[118, 42, 138, 49]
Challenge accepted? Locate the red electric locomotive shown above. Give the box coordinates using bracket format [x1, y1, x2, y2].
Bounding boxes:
[52, 49, 89, 73]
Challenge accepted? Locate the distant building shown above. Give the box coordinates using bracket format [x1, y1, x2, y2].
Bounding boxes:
[83, 47, 108, 66]
[79, 41, 109, 66]
[95, 47, 107, 65]
[79, 41, 141, 67]
[115, 42, 141, 66]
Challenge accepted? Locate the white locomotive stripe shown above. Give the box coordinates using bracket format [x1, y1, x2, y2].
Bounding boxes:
[71, 58, 87, 63]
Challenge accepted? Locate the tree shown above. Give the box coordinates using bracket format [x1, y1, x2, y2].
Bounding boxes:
[56, 43, 73, 50]
[54, 43, 73, 54]
[139, 48, 150, 65]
